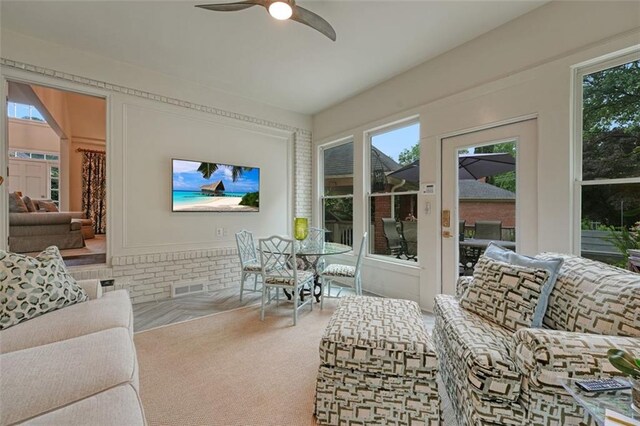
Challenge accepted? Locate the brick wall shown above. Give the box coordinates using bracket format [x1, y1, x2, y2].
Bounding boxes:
[459, 200, 515, 227]
[294, 130, 312, 218]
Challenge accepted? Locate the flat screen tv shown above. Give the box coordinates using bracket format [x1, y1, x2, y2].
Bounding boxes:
[172, 159, 260, 212]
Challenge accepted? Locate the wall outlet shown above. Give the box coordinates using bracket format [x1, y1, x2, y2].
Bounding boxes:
[216, 227, 224, 237]
[100, 279, 115, 287]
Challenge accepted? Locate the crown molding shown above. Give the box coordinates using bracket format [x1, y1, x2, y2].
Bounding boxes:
[0, 57, 311, 138]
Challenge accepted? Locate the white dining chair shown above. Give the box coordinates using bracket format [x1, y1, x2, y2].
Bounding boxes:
[235, 230, 263, 301]
[305, 226, 327, 272]
[259, 235, 314, 325]
[319, 233, 367, 309]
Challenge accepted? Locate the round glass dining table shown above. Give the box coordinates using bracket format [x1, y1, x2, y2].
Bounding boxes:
[262, 241, 352, 302]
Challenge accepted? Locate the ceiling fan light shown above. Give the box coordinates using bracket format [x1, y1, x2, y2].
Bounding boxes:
[268, 1, 293, 20]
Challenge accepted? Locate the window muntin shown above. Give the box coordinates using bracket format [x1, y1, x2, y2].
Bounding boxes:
[577, 55, 640, 266]
[7, 102, 45, 122]
[368, 121, 420, 263]
[321, 140, 354, 247]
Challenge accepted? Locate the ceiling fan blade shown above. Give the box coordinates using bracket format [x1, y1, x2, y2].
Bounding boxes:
[291, 5, 336, 41]
[196, 1, 264, 12]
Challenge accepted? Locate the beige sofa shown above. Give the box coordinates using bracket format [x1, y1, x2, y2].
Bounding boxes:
[9, 212, 85, 253]
[0, 281, 146, 425]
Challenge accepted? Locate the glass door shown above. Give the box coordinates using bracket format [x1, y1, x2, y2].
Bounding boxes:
[441, 119, 537, 295]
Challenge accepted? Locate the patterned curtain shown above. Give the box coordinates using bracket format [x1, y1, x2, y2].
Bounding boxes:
[81, 151, 107, 234]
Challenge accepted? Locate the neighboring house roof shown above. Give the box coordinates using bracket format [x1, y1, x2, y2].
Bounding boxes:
[459, 180, 515, 200]
[201, 181, 225, 193]
[324, 143, 401, 176]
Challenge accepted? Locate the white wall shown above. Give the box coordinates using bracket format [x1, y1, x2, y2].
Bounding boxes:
[312, 1, 640, 310]
[114, 100, 291, 255]
[7, 118, 59, 152]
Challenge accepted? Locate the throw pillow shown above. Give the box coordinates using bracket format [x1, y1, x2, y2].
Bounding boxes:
[0, 246, 88, 330]
[460, 255, 549, 333]
[483, 242, 564, 327]
[22, 196, 37, 213]
[38, 200, 59, 212]
[8, 193, 28, 213]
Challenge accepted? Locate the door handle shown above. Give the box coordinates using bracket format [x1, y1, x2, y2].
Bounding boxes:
[442, 230, 453, 238]
[442, 210, 451, 227]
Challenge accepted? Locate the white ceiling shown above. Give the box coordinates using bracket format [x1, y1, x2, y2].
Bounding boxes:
[1, 1, 547, 115]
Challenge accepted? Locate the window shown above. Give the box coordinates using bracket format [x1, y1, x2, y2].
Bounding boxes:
[321, 140, 354, 246]
[8, 150, 60, 206]
[49, 166, 60, 206]
[576, 54, 640, 266]
[367, 121, 420, 262]
[7, 102, 45, 122]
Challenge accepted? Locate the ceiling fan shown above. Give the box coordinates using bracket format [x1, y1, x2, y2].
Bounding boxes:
[196, 0, 336, 41]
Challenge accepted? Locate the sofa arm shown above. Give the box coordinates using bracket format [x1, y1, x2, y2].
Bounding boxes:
[77, 279, 103, 299]
[513, 328, 640, 389]
[455, 276, 473, 298]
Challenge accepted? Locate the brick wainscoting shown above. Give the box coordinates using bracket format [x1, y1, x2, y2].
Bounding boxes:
[70, 248, 242, 304]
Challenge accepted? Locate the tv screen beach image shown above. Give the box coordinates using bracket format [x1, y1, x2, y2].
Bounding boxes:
[172, 159, 260, 212]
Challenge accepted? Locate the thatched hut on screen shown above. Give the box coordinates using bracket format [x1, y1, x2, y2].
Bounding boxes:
[201, 181, 225, 196]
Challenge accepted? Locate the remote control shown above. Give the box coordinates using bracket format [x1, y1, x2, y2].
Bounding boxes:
[575, 378, 632, 393]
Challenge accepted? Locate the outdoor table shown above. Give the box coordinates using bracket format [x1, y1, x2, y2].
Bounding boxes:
[459, 239, 516, 274]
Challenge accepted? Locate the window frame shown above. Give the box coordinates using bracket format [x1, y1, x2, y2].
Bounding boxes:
[572, 49, 640, 254]
[365, 117, 420, 265]
[319, 137, 355, 247]
[7, 102, 45, 122]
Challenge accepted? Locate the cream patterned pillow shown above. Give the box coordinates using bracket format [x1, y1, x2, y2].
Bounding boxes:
[460, 255, 549, 333]
[0, 246, 88, 330]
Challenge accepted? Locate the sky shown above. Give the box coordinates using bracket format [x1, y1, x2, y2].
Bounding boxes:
[173, 160, 259, 193]
[371, 122, 419, 162]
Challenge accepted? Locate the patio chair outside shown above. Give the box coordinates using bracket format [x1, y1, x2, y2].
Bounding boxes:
[400, 221, 417, 261]
[381, 218, 406, 258]
[474, 220, 502, 240]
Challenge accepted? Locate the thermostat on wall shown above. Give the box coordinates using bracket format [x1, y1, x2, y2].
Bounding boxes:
[421, 183, 436, 195]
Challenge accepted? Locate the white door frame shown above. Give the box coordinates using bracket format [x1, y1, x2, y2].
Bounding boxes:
[439, 117, 538, 295]
[0, 67, 111, 262]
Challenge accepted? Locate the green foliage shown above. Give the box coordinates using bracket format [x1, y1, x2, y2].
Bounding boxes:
[472, 142, 517, 192]
[239, 192, 259, 208]
[606, 221, 640, 265]
[197, 163, 251, 182]
[581, 218, 610, 231]
[607, 348, 640, 379]
[324, 197, 353, 221]
[398, 144, 419, 166]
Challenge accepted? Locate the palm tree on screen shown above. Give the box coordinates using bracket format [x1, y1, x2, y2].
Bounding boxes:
[197, 162, 252, 182]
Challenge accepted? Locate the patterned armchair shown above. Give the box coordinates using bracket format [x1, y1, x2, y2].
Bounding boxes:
[434, 253, 640, 426]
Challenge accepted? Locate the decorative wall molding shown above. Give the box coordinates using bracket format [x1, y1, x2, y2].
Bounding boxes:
[0, 57, 311, 138]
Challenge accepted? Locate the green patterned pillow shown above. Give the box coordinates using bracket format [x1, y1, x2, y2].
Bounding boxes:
[460, 255, 549, 333]
[0, 246, 88, 330]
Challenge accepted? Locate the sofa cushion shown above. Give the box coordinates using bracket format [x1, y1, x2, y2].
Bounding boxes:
[38, 199, 59, 212]
[484, 243, 564, 327]
[0, 246, 88, 330]
[434, 295, 522, 402]
[21, 383, 145, 426]
[22, 195, 37, 212]
[461, 256, 549, 333]
[0, 327, 137, 425]
[319, 296, 437, 380]
[9, 192, 28, 213]
[0, 290, 132, 354]
[538, 253, 640, 337]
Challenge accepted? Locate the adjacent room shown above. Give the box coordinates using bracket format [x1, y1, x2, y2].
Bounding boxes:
[0, 1, 638, 426]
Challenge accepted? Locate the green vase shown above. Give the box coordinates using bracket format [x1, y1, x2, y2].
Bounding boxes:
[294, 218, 309, 241]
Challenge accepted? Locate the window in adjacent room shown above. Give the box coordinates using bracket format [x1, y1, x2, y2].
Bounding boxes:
[576, 52, 640, 266]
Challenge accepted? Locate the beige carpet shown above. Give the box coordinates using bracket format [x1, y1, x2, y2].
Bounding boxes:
[135, 300, 457, 426]
[135, 301, 336, 426]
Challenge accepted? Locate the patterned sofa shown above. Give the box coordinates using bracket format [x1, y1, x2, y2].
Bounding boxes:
[434, 253, 640, 425]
